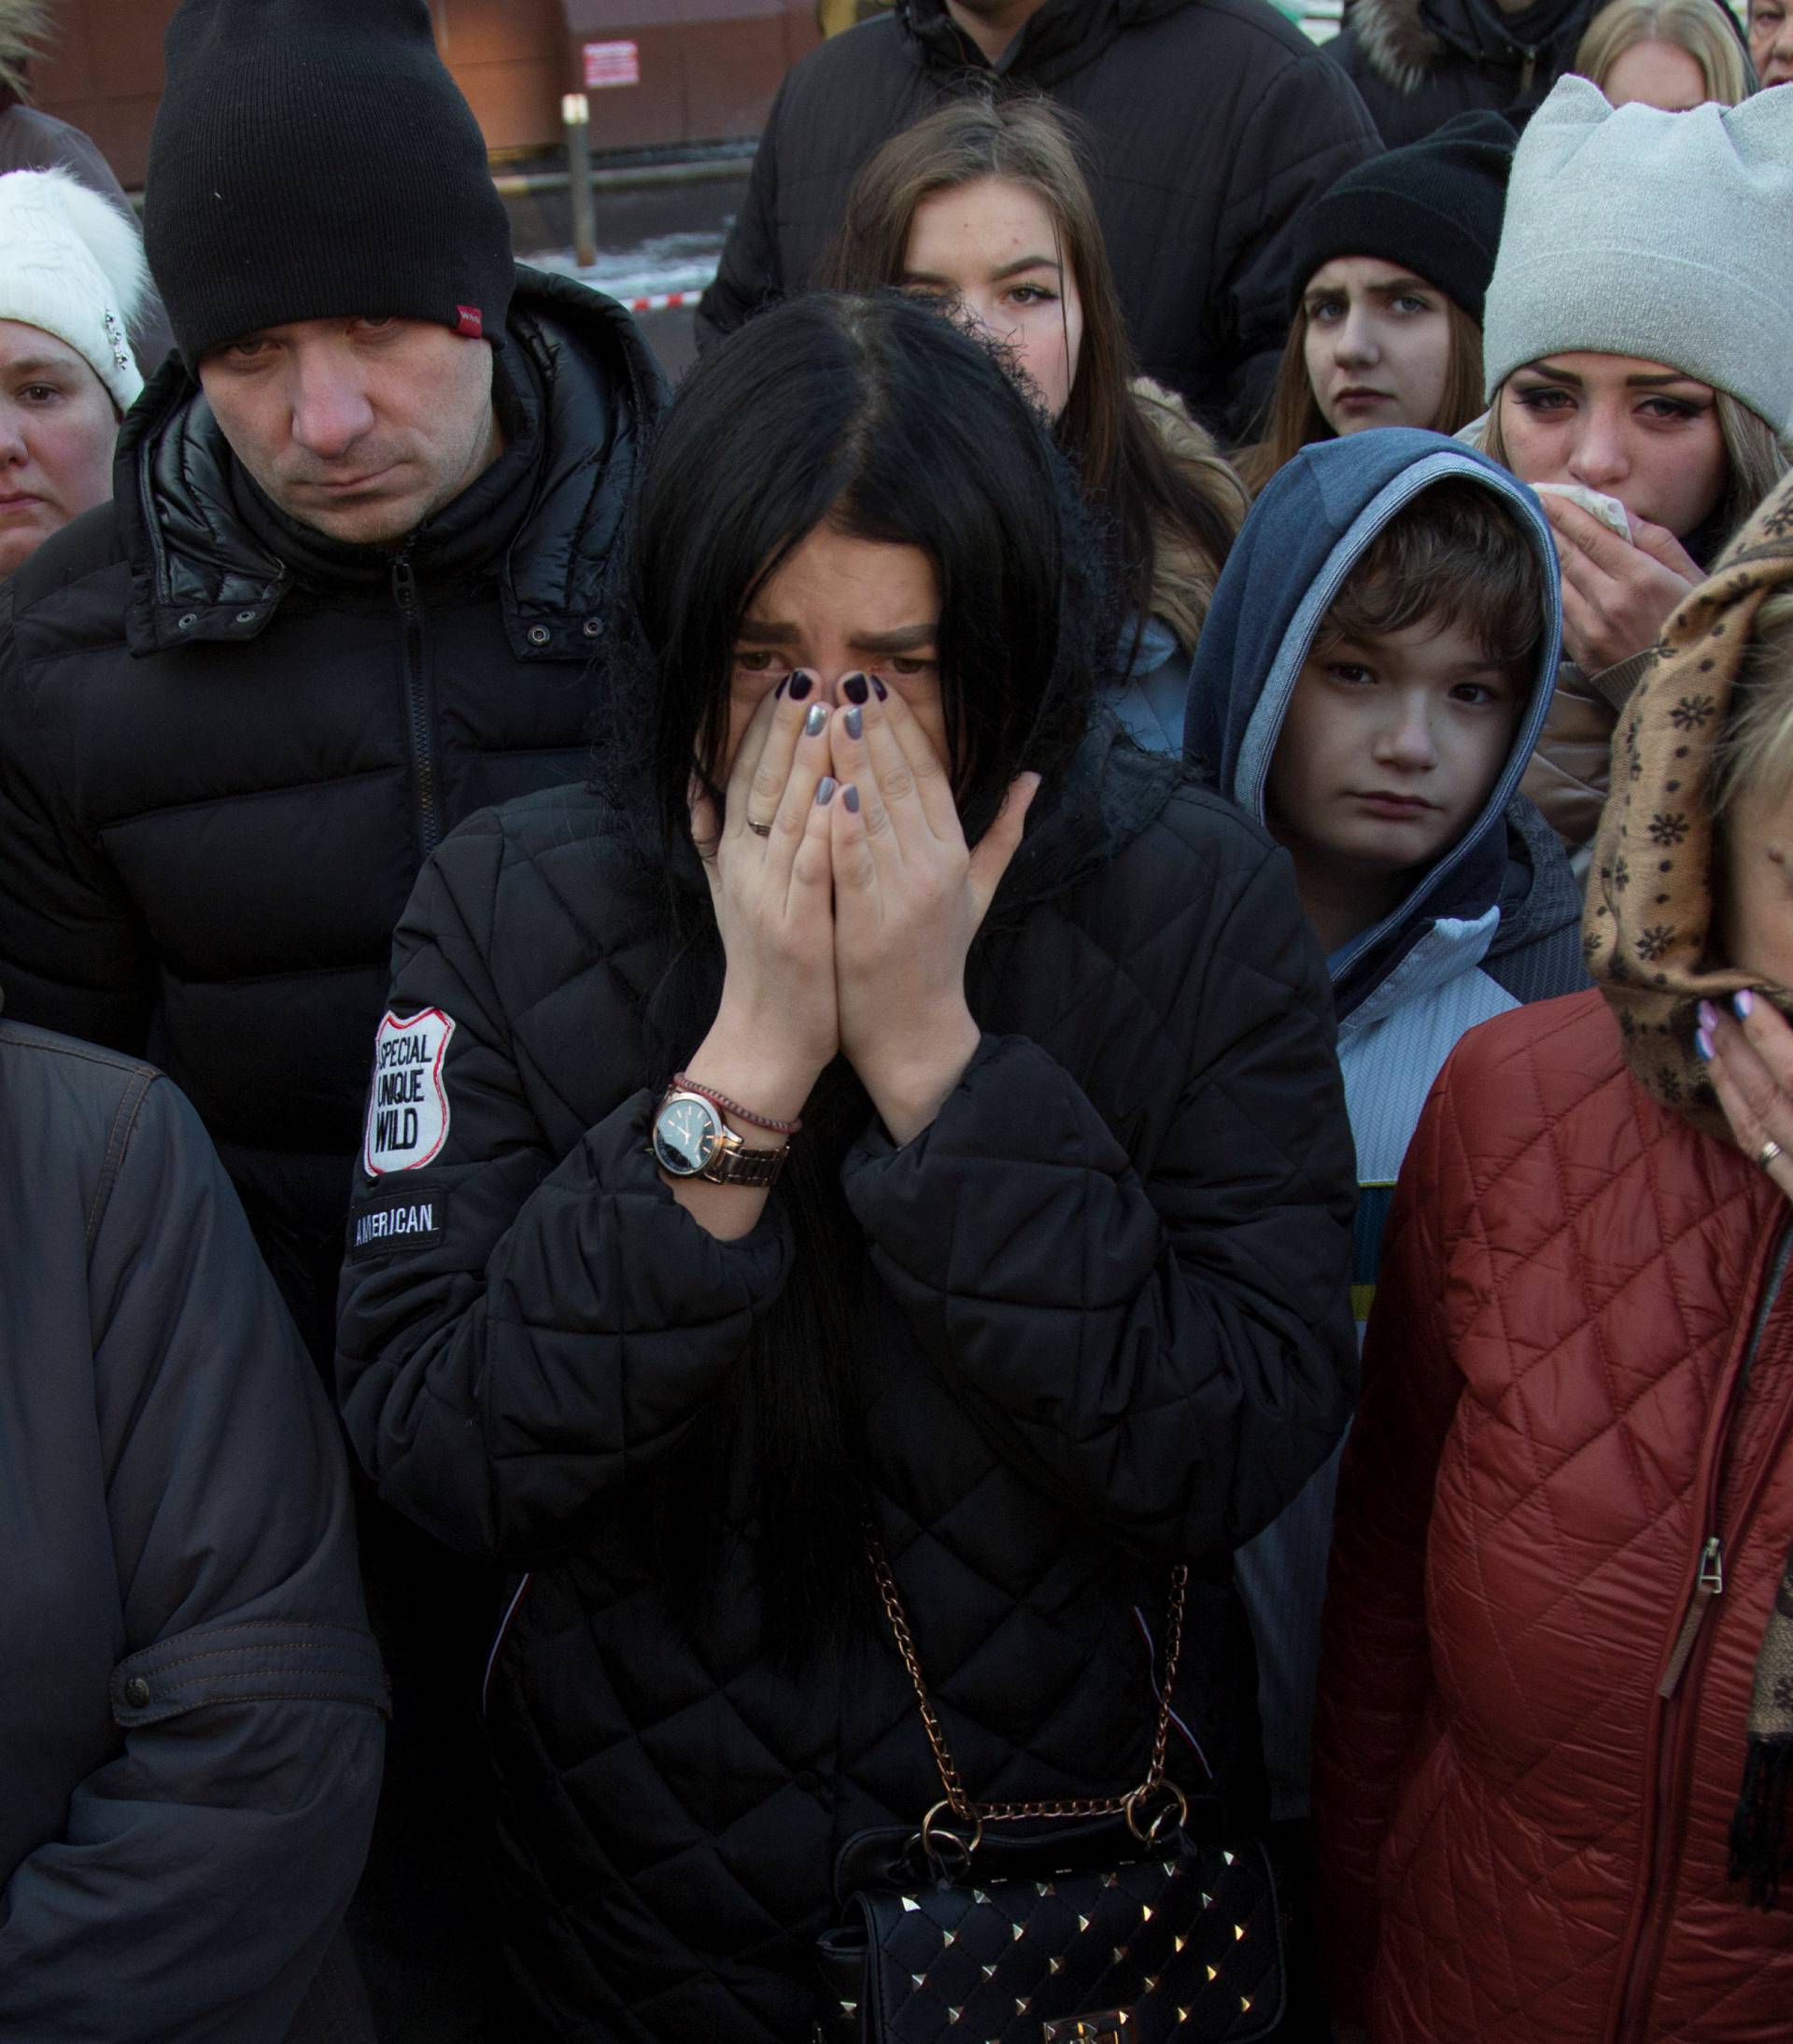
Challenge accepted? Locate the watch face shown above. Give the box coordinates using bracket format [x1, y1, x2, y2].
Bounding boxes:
[653, 1093, 721, 1176]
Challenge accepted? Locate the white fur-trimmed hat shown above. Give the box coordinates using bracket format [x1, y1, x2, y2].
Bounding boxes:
[1482, 77, 1793, 438]
[0, 167, 147, 412]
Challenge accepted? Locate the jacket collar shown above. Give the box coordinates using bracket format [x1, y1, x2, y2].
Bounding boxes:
[114, 264, 667, 659]
[898, 0, 1192, 83]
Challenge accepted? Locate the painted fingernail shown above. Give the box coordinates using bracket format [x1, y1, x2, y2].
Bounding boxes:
[804, 703, 827, 738]
[1695, 1026, 1715, 1063]
[1698, 999, 1718, 1034]
[788, 670, 813, 702]
[843, 782, 860, 813]
[815, 776, 837, 806]
[870, 674, 888, 701]
[773, 674, 789, 700]
[844, 706, 864, 740]
[842, 672, 869, 705]
[1734, 989, 1756, 1020]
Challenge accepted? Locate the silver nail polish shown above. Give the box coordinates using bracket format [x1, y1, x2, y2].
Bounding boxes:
[804, 703, 827, 738]
[815, 776, 837, 806]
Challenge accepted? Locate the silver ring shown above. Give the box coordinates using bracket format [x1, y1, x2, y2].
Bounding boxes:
[745, 818, 772, 838]
[1758, 1138, 1784, 1174]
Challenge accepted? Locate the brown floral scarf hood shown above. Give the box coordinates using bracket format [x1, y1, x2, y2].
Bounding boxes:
[1585, 473, 1793, 1137]
[1584, 468, 1793, 1909]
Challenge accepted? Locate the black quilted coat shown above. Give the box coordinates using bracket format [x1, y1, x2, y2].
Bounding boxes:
[336, 732, 1359, 2041]
[0, 265, 665, 1351]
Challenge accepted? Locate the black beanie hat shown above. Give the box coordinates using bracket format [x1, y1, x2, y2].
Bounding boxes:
[144, 0, 514, 366]
[1287, 110, 1517, 326]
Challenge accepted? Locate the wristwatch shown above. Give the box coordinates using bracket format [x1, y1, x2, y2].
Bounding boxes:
[652, 1087, 789, 1188]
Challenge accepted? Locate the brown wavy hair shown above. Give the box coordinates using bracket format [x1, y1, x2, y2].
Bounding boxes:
[820, 92, 1245, 652]
[1238, 296, 1486, 498]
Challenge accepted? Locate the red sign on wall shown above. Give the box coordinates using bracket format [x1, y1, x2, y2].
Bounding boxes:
[583, 39, 641, 89]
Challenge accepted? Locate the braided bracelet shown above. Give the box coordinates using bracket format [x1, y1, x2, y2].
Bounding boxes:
[672, 1073, 803, 1135]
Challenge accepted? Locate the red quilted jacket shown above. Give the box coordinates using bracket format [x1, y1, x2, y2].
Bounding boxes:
[1313, 989, 1793, 2043]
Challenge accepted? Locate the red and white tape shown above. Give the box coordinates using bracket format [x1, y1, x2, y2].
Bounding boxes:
[617, 285, 708, 313]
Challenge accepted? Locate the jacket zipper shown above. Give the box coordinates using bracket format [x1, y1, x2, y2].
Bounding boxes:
[1609, 1225, 1792, 2042]
[392, 546, 440, 859]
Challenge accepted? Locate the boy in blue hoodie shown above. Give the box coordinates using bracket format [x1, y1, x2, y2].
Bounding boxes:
[1183, 429, 1588, 1830]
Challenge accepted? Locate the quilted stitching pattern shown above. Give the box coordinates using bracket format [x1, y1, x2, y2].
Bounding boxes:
[1315, 991, 1793, 2042]
[337, 751, 1358, 2038]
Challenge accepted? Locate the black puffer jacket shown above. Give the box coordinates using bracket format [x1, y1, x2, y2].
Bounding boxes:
[697, 0, 1379, 438]
[0, 265, 665, 1349]
[335, 732, 1359, 2040]
[0, 1016, 387, 2041]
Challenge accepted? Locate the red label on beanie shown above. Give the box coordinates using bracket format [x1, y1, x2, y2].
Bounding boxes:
[455, 304, 483, 339]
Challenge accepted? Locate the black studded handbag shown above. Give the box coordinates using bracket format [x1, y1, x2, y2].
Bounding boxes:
[812, 1543, 1287, 2044]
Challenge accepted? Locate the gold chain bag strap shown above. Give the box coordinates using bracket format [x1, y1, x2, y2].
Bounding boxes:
[869, 1538, 1191, 1859]
[812, 1541, 1288, 2044]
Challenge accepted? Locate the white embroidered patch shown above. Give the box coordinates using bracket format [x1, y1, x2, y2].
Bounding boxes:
[363, 1008, 457, 1176]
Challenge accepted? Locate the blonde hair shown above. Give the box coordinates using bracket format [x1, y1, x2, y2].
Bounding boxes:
[0, 0, 50, 102]
[1714, 589, 1793, 817]
[1574, 0, 1752, 104]
[1480, 381, 1792, 544]
[1238, 296, 1485, 498]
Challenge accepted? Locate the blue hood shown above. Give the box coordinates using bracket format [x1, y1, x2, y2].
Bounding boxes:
[1184, 429, 1563, 1010]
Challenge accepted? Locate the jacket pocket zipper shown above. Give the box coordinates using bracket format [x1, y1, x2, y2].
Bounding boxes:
[1612, 1223, 1791, 2042]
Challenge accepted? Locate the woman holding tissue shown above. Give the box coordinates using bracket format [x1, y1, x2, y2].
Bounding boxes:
[1471, 76, 1793, 855]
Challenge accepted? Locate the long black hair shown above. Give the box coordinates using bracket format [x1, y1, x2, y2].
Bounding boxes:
[593, 292, 1116, 1656]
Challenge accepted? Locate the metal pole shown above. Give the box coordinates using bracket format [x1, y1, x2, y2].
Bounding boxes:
[562, 92, 597, 271]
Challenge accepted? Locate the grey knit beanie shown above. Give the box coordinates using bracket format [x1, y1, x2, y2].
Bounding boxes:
[1482, 76, 1793, 437]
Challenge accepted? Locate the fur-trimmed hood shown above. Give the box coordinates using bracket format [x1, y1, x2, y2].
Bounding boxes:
[1344, 0, 1595, 92]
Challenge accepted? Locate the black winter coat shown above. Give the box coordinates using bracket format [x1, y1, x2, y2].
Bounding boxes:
[696, 0, 1379, 438]
[0, 1016, 387, 2041]
[335, 734, 1359, 2040]
[0, 265, 665, 1349]
[1325, 0, 1613, 147]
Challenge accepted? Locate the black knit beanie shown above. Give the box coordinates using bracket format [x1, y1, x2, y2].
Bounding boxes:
[144, 0, 514, 366]
[1287, 110, 1517, 325]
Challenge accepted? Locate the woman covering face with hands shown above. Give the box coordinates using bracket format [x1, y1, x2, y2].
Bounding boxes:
[335, 293, 1358, 2041]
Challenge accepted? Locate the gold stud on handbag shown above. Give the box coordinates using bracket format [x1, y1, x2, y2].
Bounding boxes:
[812, 1538, 1288, 2044]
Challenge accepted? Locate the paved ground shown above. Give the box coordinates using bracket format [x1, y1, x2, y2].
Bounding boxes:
[511, 171, 748, 387]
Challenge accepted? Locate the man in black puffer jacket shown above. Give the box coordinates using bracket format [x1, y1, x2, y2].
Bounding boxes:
[697, 0, 1380, 438]
[0, 3, 664, 2037]
[0, 0, 664, 1360]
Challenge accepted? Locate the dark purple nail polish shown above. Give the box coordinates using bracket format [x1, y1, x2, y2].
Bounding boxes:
[843, 783, 860, 814]
[842, 672, 869, 705]
[815, 776, 837, 806]
[804, 703, 827, 738]
[773, 674, 789, 700]
[788, 670, 813, 702]
[870, 675, 888, 701]
[844, 706, 863, 740]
